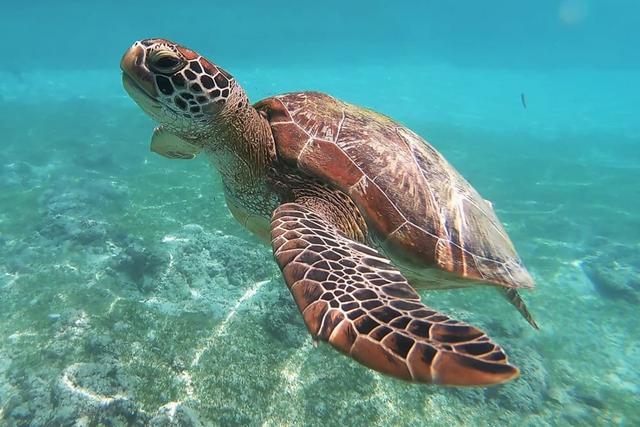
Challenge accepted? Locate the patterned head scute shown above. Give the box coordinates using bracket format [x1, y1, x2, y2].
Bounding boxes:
[149, 39, 232, 116]
[121, 38, 240, 135]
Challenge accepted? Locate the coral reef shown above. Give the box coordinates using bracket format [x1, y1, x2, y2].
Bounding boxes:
[582, 244, 640, 303]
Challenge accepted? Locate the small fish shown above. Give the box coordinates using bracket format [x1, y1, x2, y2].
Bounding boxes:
[521, 93, 527, 109]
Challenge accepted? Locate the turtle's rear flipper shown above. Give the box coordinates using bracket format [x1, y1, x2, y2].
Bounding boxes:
[501, 288, 539, 330]
[271, 202, 519, 386]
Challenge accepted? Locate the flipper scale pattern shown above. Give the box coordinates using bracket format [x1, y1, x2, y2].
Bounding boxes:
[271, 203, 519, 386]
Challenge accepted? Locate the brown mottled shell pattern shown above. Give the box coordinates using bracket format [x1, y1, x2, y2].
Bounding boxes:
[255, 92, 533, 290]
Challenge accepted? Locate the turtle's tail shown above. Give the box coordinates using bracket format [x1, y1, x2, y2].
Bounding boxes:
[500, 288, 539, 330]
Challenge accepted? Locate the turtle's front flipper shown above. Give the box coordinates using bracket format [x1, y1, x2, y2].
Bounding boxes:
[271, 202, 519, 386]
[150, 126, 200, 159]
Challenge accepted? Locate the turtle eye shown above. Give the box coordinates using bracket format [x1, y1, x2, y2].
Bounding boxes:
[148, 50, 185, 75]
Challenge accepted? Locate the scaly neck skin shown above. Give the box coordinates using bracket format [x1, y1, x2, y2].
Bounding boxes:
[199, 85, 275, 194]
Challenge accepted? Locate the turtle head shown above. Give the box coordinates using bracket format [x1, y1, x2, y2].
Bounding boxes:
[121, 38, 241, 140]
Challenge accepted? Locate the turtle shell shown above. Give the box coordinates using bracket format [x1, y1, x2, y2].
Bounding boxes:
[255, 92, 533, 289]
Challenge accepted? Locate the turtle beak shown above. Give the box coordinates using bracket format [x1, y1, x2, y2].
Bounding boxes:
[120, 43, 158, 99]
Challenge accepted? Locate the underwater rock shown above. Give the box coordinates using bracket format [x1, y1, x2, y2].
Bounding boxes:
[1, 393, 21, 415]
[42, 189, 89, 217]
[214, 409, 255, 426]
[155, 224, 276, 304]
[72, 146, 119, 172]
[84, 178, 129, 202]
[37, 176, 128, 249]
[83, 334, 115, 356]
[39, 190, 110, 245]
[582, 245, 640, 303]
[73, 218, 109, 245]
[4, 242, 39, 274]
[112, 321, 131, 333]
[259, 285, 306, 346]
[2, 161, 36, 187]
[52, 361, 148, 426]
[150, 402, 205, 427]
[574, 386, 606, 411]
[1, 369, 58, 426]
[173, 224, 275, 286]
[84, 220, 280, 374]
[110, 235, 168, 292]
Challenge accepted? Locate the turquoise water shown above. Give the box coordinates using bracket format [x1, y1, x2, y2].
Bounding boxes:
[1, 1, 639, 425]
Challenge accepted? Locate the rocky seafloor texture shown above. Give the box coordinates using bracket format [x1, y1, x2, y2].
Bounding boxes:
[1, 69, 639, 426]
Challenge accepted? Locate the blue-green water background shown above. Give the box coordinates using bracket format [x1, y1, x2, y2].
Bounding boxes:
[1, 1, 639, 425]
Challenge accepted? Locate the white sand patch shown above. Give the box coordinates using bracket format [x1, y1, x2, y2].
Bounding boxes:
[191, 279, 270, 367]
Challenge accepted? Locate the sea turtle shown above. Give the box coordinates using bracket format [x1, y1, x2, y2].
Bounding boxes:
[120, 38, 537, 386]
